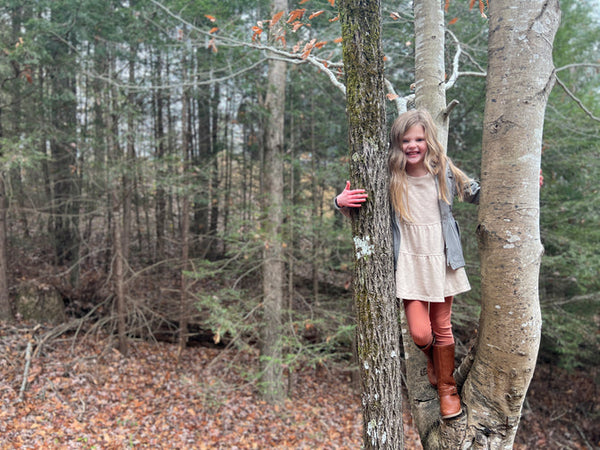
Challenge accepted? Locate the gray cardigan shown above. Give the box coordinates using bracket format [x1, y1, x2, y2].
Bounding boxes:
[391, 168, 480, 270]
[333, 169, 479, 270]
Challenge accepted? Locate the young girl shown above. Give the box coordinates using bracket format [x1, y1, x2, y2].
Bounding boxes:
[334, 109, 480, 419]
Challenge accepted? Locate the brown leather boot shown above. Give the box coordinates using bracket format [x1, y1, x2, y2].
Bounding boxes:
[433, 344, 462, 419]
[418, 337, 437, 386]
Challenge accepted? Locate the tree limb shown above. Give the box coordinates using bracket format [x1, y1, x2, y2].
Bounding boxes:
[554, 75, 600, 122]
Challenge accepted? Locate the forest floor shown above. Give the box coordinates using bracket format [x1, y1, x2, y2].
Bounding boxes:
[0, 322, 597, 449]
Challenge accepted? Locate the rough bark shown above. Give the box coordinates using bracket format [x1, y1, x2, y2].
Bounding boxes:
[461, 1, 561, 448]
[339, 0, 404, 447]
[259, 0, 288, 404]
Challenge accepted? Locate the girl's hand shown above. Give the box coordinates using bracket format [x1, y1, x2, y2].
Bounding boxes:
[336, 181, 368, 208]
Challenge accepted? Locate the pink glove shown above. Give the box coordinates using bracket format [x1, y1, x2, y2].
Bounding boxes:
[336, 181, 368, 208]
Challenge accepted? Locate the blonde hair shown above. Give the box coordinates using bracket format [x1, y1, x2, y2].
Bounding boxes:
[388, 109, 471, 221]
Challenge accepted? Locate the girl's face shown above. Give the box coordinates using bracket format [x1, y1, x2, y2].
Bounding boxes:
[402, 124, 428, 175]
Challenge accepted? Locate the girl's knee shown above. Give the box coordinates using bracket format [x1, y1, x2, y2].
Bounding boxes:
[411, 330, 433, 348]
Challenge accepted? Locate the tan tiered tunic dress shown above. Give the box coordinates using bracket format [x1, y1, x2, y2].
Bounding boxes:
[395, 173, 470, 303]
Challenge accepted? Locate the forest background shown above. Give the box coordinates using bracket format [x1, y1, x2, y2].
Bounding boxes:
[0, 0, 598, 448]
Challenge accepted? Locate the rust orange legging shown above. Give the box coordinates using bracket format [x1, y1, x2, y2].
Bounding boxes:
[403, 296, 454, 347]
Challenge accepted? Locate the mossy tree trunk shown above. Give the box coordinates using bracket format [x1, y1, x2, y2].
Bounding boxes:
[339, 0, 404, 447]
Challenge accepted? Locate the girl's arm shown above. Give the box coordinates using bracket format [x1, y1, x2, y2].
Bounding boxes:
[334, 181, 368, 218]
[464, 179, 481, 205]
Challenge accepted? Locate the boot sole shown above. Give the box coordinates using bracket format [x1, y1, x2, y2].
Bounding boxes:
[441, 408, 462, 420]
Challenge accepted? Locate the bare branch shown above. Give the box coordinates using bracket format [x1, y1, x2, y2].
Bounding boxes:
[384, 79, 412, 116]
[84, 58, 268, 92]
[445, 29, 487, 91]
[149, 0, 346, 93]
[555, 75, 600, 122]
[555, 62, 600, 72]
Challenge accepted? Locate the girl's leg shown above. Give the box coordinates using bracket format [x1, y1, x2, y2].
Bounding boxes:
[403, 299, 433, 347]
[429, 296, 454, 346]
[430, 296, 462, 419]
[403, 299, 437, 385]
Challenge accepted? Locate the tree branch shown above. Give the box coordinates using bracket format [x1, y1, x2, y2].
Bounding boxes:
[445, 29, 487, 91]
[554, 75, 600, 122]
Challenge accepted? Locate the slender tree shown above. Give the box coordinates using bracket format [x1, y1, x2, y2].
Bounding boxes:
[259, 0, 288, 403]
[0, 118, 11, 321]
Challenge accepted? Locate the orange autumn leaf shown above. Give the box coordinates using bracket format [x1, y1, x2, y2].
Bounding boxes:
[309, 10, 325, 20]
[291, 21, 305, 32]
[314, 41, 327, 49]
[479, 0, 488, 18]
[448, 17, 458, 25]
[205, 14, 216, 22]
[469, 0, 487, 17]
[329, 15, 339, 22]
[252, 26, 263, 42]
[333, 37, 343, 44]
[302, 38, 317, 59]
[444, 0, 450, 12]
[287, 9, 306, 23]
[276, 34, 287, 47]
[328, 0, 335, 5]
[209, 27, 218, 34]
[270, 10, 284, 27]
[390, 12, 400, 20]
[299, 0, 310, 3]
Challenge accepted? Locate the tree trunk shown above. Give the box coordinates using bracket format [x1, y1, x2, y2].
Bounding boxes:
[112, 189, 128, 356]
[0, 115, 11, 321]
[339, 0, 404, 447]
[207, 82, 221, 259]
[178, 42, 191, 358]
[413, 0, 449, 145]
[48, 4, 80, 284]
[404, 1, 459, 445]
[123, 43, 137, 260]
[461, 1, 561, 447]
[259, 0, 288, 404]
[154, 52, 166, 263]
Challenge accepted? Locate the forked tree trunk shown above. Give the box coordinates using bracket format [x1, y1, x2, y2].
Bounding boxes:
[461, 1, 561, 447]
[339, 0, 404, 447]
[401, 1, 455, 444]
